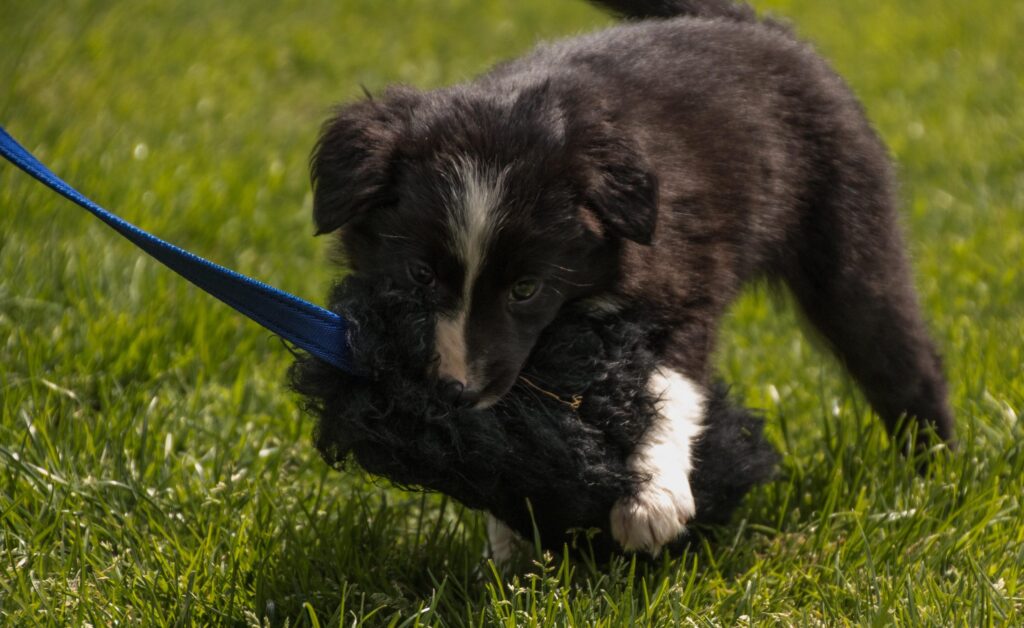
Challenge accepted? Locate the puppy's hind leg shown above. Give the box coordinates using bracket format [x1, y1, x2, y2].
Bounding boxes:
[784, 164, 955, 450]
[610, 367, 705, 555]
[484, 514, 529, 567]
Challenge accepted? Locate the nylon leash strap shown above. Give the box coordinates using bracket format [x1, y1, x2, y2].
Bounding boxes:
[0, 127, 351, 371]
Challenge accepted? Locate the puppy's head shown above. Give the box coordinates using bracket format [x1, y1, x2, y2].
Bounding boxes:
[311, 82, 657, 406]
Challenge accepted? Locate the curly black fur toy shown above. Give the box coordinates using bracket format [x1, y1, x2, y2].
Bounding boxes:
[291, 276, 779, 556]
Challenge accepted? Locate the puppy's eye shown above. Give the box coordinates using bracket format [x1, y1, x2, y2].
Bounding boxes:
[407, 261, 435, 286]
[509, 277, 541, 302]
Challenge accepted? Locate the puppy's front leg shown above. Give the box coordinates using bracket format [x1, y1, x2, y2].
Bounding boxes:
[611, 367, 705, 555]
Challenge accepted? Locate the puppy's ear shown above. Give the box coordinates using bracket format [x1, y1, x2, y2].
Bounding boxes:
[571, 117, 659, 245]
[310, 88, 419, 235]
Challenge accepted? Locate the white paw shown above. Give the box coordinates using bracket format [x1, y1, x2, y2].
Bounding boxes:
[484, 514, 528, 566]
[610, 367, 705, 555]
[610, 473, 696, 555]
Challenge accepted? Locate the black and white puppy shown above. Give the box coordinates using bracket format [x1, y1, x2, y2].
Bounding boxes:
[310, 0, 955, 556]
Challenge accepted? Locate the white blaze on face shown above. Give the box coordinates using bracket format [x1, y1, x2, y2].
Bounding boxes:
[435, 159, 507, 388]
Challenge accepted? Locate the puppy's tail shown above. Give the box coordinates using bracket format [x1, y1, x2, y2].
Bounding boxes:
[587, 0, 758, 22]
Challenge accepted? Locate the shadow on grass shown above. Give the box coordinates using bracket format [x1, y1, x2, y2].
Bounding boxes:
[243, 469, 796, 626]
[242, 403, 966, 627]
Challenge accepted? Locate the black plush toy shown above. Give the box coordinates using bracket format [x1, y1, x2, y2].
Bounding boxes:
[291, 276, 779, 556]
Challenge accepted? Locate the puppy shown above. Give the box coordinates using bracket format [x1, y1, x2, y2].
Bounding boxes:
[309, 0, 955, 556]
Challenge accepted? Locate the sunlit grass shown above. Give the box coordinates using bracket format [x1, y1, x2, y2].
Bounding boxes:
[2, 0, 1022, 624]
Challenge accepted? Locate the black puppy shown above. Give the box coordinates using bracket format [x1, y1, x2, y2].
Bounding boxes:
[291, 276, 779, 560]
[308, 0, 954, 555]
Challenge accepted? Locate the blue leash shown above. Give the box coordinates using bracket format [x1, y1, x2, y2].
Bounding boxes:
[0, 127, 352, 371]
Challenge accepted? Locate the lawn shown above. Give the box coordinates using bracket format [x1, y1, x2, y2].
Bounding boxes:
[1, 0, 1022, 624]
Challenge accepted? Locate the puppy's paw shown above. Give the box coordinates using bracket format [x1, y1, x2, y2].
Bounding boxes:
[484, 514, 529, 567]
[610, 472, 695, 555]
[611, 366, 705, 555]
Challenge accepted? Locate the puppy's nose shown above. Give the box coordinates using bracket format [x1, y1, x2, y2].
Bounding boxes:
[439, 378, 465, 404]
[438, 378, 480, 408]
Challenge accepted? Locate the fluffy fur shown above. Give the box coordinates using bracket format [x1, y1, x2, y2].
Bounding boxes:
[299, 0, 956, 556]
[309, 0, 954, 448]
[290, 276, 778, 556]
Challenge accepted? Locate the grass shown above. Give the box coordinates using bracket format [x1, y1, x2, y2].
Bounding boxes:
[1, 0, 1021, 624]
